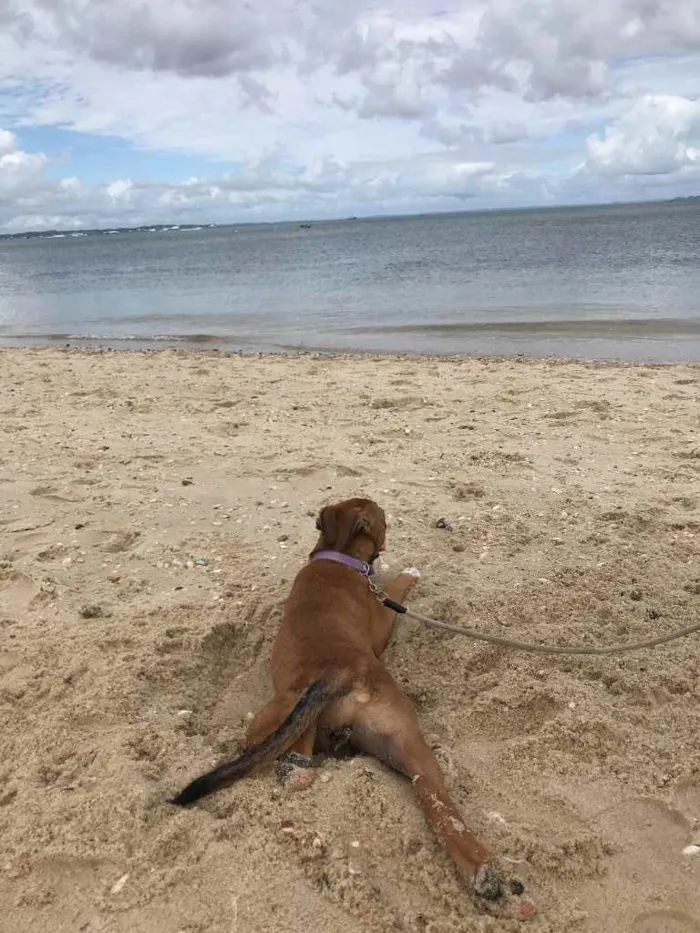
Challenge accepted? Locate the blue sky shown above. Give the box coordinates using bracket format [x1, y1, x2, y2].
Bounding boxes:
[1, 1, 699, 232]
[20, 127, 219, 185]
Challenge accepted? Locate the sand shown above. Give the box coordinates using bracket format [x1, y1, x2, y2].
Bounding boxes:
[1, 346, 700, 933]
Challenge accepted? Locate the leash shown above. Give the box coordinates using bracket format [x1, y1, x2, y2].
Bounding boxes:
[310, 551, 700, 657]
[378, 593, 700, 657]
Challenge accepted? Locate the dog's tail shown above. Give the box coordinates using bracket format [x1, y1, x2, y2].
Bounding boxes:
[170, 678, 346, 807]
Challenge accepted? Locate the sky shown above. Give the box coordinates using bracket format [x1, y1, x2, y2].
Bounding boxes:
[1, 0, 699, 232]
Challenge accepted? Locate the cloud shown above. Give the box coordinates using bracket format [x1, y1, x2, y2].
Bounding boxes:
[12, 0, 282, 78]
[1, 1, 700, 230]
[106, 179, 134, 203]
[13, 1, 700, 117]
[320, 0, 700, 124]
[473, 0, 700, 102]
[0, 129, 46, 197]
[584, 94, 700, 175]
[0, 132, 545, 232]
[0, 129, 19, 155]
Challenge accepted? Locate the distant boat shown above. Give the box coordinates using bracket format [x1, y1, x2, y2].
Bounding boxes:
[299, 222, 312, 229]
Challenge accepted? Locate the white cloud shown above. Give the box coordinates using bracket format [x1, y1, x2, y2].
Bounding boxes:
[106, 179, 134, 203]
[0, 139, 545, 232]
[472, 0, 700, 101]
[0, 130, 46, 196]
[6, 213, 85, 232]
[584, 94, 700, 175]
[1, 1, 700, 230]
[0, 129, 18, 155]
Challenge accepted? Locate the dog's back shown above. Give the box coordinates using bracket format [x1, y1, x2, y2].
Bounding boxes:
[271, 560, 381, 692]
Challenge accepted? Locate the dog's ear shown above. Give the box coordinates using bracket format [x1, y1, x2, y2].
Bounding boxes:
[315, 505, 337, 544]
[352, 514, 371, 537]
[352, 503, 386, 552]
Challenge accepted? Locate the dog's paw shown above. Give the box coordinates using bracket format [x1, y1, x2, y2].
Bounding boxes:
[474, 865, 536, 922]
[276, 752, 316, 793]
[402, 567, 421, 579]
[284, 766, 316, 792]
[474, 863, 504, 901]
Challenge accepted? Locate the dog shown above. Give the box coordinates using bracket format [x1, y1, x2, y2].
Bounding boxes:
[171, 497, 519, 906]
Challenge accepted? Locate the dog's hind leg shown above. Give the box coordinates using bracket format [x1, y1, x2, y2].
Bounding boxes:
[349, 674, 506, 902]
[245, 693, 298, 746]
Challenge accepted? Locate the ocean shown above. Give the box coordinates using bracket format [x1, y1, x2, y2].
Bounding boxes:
[1, 200, 699, 362]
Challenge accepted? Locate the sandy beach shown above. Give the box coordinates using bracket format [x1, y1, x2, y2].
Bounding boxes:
[1, 346, 700, 933]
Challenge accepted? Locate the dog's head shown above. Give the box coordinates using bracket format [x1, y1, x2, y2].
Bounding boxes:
[312, 497, 386, 561]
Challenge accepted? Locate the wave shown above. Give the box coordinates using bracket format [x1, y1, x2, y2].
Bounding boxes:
[346, 318, 700, 337]
[2, 316, 700, 363]
[0, 332, 241, 346]
[3, 318, 700, 347]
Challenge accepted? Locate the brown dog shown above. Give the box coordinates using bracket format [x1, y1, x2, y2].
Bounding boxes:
[172, 497, 514, 904]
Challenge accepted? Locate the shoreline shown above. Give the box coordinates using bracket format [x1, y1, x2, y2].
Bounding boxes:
[1, 348, 699, 932]
[2, 342, 700, 369]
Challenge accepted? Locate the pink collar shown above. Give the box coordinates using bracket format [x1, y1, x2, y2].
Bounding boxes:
[311, 550, 372, 576]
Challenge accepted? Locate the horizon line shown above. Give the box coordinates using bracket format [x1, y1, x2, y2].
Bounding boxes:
[1, 194, 697, 240]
